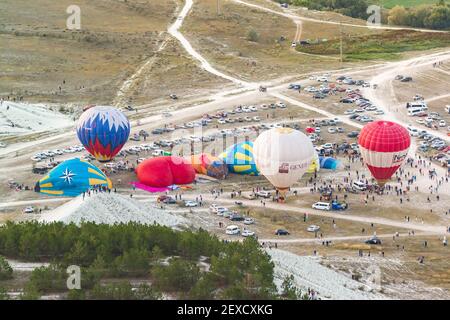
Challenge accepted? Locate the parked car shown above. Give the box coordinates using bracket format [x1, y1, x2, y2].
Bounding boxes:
[184, 201, 198, 207]
[244, 217, 255, 225]
[275, 229, 290, 236]
[307, 225, 321, 233]
[256, 191, 271, 198]
[241, 230, 256, 237]
[365, 237, 382, 245]
[23, 206, 35, 214]
[312, 202, 331, 211]
[226, 225, 240, 235]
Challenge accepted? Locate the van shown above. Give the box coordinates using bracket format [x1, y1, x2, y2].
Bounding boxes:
[406, 102, 427, 110]
[312, 202, 331, 211]
[408, 108, 426, 116]
[352, 180, 367, 191]
[226, 225, 240, 235]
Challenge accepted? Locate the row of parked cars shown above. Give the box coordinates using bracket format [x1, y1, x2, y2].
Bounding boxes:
[408, 126, 449, 152]
[31, 145, 85, 162]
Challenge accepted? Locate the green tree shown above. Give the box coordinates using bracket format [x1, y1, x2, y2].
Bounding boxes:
[0, 255, 13, 280]
[153, 258, 200, 292]
[247, 29, 259, 42]
[280, 275, 303, 300]
[388, 6, 410, 26]
[0, 287, 9, 300]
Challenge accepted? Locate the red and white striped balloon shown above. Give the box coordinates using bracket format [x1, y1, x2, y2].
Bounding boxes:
[358, 120, 411, 186]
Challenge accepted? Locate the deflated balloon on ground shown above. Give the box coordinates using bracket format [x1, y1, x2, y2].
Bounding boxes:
[136, 156, 196, 188]
[35, 158, 112, 197]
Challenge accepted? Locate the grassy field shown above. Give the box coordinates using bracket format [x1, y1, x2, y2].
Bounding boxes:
[380, 0, 449, 8]
[0, 0, 178, 105]
[296, 30, 450, 61]
[182, 0, 373, 82]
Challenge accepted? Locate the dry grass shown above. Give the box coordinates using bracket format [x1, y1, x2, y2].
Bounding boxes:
[182, 0, 359, 81]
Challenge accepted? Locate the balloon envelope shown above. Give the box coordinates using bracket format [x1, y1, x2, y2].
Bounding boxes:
[190, 153, 228, 179]
[358, 120, 411, 185]
[253, 128, 315, 190]
[35, 158, 112, 197]
[319, 157, 341, 170]
[306, 152, 320, 174]
[136, 156, 196, 188]
[219, 141, 259, 175]
[76, 106, 130, 162]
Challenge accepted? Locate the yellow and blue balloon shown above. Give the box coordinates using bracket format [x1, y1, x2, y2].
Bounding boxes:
[35, 158, 112, 197]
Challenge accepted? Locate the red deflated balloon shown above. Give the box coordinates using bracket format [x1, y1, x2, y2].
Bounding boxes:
[358, 120, 411, 186]
[136, 156, 196, 188]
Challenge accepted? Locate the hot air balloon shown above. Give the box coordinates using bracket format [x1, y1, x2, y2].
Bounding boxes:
[358, 120, 411, 187]
[219, 141, 259, 175]
[35, 158, 112, 197]
[319, 157, 342, 170]
[136, 156, 196, 188]
[189, 153, 228, 179]
[76, 106, 130, 162]
[253, 128, 315, 201]
[306, 152, 320, 174]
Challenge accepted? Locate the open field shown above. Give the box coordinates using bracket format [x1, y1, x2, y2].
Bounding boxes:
[182, 0, 375, 81]
[381, 0, 449, 8]
[297, 30, 450, 61]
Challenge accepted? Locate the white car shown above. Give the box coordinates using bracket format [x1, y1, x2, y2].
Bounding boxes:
[31, 156, 42, 162]
[315, 127, 321, 133]
[184, 201, 198, 207]
[375, 109, 385, 115]
[226, 225, 240, 235]
[439, 120, 446, 127]
[244, 217, 255, 225]
[312, 202, 331, 211]
[242, 230, 256, 237]
[344, 109, 355, 115]
[23, 206, 35, 214]
[317, 76, 329, 82]
[218, 119, 227, 124]
[0, 142, 6, 148]
[322, 143, 333, 149]
[256, 191, 271, 198]
[304, 86, 318, 93]
[328, 127, 337, 134]
[307, 225, 321, 233]
[253, 116, 261, 122]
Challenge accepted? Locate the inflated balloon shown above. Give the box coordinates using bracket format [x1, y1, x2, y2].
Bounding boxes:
[253, 128, 315, 200]
[219, 141, 259, 175]
[358, 120, 411, 186]
[136, 156, 196, 188]
[76, 106, 130, 162]
[306, 152, 320, 174]
[319, 157, 341, 170]
[190, 153, 228, 180]
[35, 158, 112, 197]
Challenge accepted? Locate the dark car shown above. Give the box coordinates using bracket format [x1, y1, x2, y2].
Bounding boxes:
[340, 98, 354, 104]
[347, 131, 359, 138]
[313, 93, 326, 99]
[230, 214, 245, 222]
[151, 129, 164, 135]
[275, 229, 290, 236]
[32, 167, 49, 175]
[365, 238, 382, 245]
[401, 77, 412, 82]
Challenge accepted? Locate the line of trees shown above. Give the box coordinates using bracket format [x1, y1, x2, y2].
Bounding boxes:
[0, 222, 304, 300]
[274, 0, 450, 30]
[387, 2, 450, 30]
[274, 0, 370, 19]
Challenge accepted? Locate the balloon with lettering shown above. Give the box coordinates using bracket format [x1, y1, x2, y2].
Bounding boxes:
[253, 128, 315, 200]
[358, 120, 411, 186]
